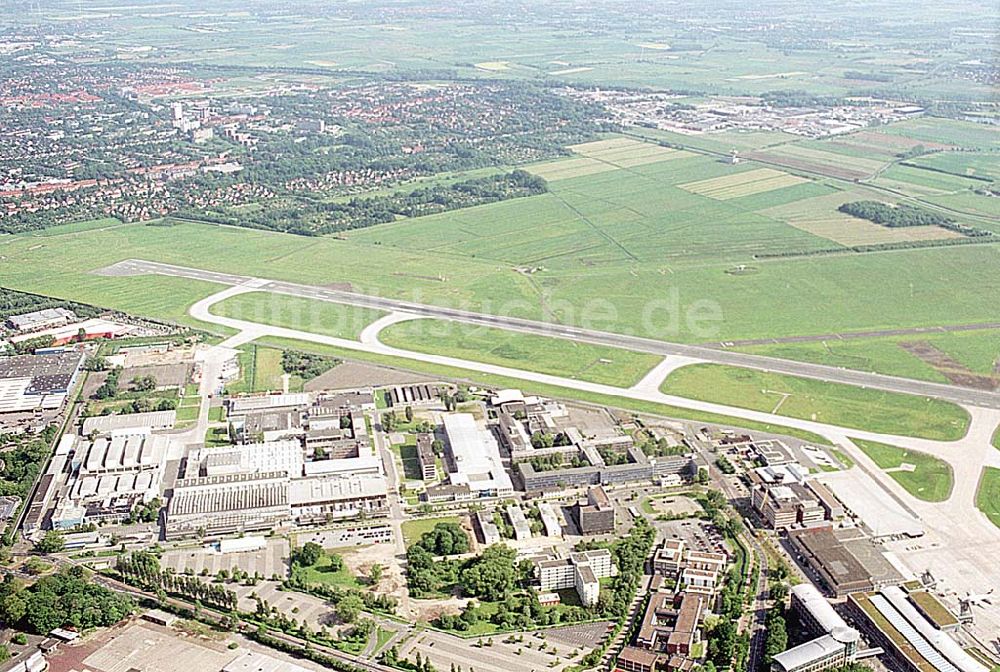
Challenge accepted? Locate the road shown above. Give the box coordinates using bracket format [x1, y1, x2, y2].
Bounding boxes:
[102, 258, 1000, 409]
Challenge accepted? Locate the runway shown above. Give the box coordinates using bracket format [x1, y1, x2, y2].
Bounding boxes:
[100, 258, 1000, 409]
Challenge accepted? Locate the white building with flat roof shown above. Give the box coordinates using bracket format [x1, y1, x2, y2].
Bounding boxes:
[444, 413, 513, 497]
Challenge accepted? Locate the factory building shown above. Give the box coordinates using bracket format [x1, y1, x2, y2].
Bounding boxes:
[443, 413, 513, 497]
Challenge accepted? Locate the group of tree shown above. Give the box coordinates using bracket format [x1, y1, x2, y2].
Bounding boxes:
[93, 367, 122, 400]
[838, 200, 952, 228]
[280, 349, 338, 381]
[129, 374, 157, 392]
[526, 452, 590, 472]
[0, 288, 99, 323]
[116, 551, 238, 612]
[415, 522, 470, 556]
[0, 566, 133, 634]
[528, 431, 573, 449]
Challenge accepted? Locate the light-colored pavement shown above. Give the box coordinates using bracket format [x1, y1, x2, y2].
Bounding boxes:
[103, 258, 1000, 409]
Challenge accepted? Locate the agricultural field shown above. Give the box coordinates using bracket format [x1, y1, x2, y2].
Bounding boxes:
[909, 152, 1000, 183]
[378, 318, 662, 388]
[211, 291, 386, 340]
[678, 168, 809, 200]
[880, 118, 1000, 150]
[749, 143, 888, 180]
[661, 363, 970, 440]
[975, 468, 1000, 530]
[850, 439, 954, 502]
[526, 137, 692, 181]
[762, 189, 962, 246]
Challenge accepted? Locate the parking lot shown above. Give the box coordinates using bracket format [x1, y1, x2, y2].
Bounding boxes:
[160, 538, 290, 579]
[655, 518, 728, 555]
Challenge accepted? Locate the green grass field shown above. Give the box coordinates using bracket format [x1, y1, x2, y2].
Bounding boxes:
[400, 516, 462, 548]
[737, 329, 1000, 385]
[211, 291, 385, 340]
[850, 438, 954, 502]
[291, 552, 362, 589]
[662, 364, 969, 440]
[379, 319, 662, 388]
[976, 468, 1000, 530]
[225, 344, 304, 394]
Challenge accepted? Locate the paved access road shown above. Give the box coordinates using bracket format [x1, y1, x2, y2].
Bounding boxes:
[101, 258, 1000, 409]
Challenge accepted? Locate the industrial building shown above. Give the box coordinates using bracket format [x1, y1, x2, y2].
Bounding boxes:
[575, 485, 616, 535]
[0, 350, 85, 414]
[5, 307, 77, 332]
[751, 481, 826, 529]
[443, 413, 513, 497]
[81, 410, 177, 436]
[8, 317, 135, 347]
[771, 584, 860, 672]
[42, 434, 169, 530]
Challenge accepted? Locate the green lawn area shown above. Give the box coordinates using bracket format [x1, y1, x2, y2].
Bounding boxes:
[662, 364, 969, 441]
[208, 406, 224, 422]
[851, 439, 954, 502]
[204, 426, 231, 447]
[738, 329, 1000, 386]
[401, 516, 461, 548]
[291, 553, 362, 589]
[379, 319, 661, 388]
[175, 405, 200, 422]
[975, 467, 1000, 530]
[393, 438, 424, 481]
[225, 344, 303, 394]
[374, 627, 394, 653]
[211, 290, 386, 340]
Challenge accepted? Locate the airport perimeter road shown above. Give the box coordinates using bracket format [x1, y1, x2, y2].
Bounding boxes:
[103, 258, 1000, 409]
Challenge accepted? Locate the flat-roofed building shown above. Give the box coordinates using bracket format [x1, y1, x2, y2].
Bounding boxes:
[415, 433, 437, 482]
[506, 504, 532, 540]
[635, 591, 704, 656]
[847, 586, 985, 672]
[82, 410, 176, 436]
[789, 527, 874, 597]
[576, 485, 615, 535]
[535, 548, 613, 607]
[6, 307, 76, 332]
[475, 511, 502, 546]
[618, 646, 660, 672]
[444, 413, 513, 497]
[166, 471, 290, 540]
[537, 501, 562, 537]
[288, 474, 388, 523]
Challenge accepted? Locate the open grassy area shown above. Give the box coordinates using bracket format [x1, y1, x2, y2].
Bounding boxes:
[975, 467, 1000, 530]
[662, 364, 969, 440]
[291, 552, 363, 590]
[225, 344, 304, 394]
[738, 329, 1000, 385]
[211, 291, 386, 340]
[379, 319, 661, 388]
[851, 439, 954, 502]
[401, 516, 462, 548]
